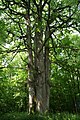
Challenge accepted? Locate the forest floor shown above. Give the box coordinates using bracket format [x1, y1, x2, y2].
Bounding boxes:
[0, 112, 80, 120]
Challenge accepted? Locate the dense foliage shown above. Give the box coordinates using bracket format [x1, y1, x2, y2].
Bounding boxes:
[0, 0, 80, 116]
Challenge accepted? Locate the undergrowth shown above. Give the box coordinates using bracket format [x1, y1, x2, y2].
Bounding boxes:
[0, 112, 80, 120]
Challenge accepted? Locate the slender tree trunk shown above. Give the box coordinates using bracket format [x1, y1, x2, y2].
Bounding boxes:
[26, 0, 35, 113]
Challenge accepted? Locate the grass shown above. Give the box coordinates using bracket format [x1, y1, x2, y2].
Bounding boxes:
[0, 112, 80, 120]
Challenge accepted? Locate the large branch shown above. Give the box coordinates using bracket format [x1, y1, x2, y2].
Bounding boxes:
[53, 5, 71, 12]
[50, 45, 80, 51]
[0, 66, 26, 70]
[0, 48, 27, 54]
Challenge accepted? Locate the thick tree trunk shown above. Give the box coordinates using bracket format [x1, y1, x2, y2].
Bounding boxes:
[27, 1, 50, 114]
[28, 26, 50, 114]
[33, 31, 50, 113]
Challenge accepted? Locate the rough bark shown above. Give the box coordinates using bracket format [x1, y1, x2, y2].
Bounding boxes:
[26, 0, 35, 113]
[27, 1, 50, 113]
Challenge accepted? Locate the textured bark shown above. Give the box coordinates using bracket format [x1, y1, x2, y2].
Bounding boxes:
[28, 32, 50, 113]
[34, 32, 50, 113]
[26, 0, 50, 114]
[25, 0, 34, 113]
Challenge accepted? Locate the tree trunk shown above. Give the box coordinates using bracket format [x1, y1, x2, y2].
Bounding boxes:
[28, 32, 50, 113]
[26, 0, 50, 114]
[28, 26, 50, 114]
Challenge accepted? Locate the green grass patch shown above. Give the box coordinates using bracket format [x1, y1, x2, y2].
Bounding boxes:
[0, 112, 80, 120]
